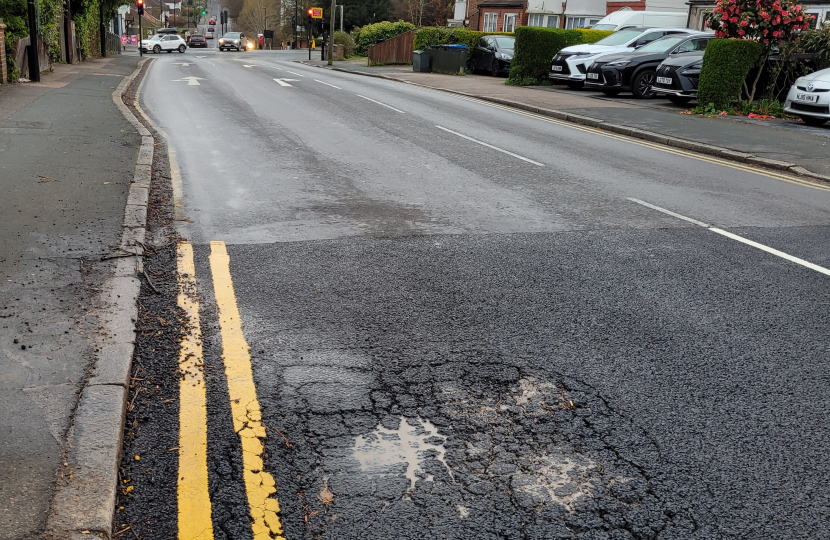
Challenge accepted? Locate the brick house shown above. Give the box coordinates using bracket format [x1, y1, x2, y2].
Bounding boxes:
[472, 0, 530, 31]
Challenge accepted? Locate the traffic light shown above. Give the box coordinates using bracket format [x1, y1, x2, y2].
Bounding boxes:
[202, 9, 206, 14]
[307, 8, 314, 17]
[137, 0, 144, 16]
[291, 15, 296, 29]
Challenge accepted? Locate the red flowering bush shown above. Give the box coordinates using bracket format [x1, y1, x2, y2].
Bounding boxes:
[706, 0, 814, 45]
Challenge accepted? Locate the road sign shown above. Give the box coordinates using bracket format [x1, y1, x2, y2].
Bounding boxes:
[309, 7, 323, 18]
[263, 29, 274, 38]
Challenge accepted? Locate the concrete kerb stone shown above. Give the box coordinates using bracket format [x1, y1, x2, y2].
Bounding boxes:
[302, 61, 829, 184]
[46, 58, 154, 539]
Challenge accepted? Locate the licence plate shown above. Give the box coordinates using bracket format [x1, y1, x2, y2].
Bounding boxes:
[656, 76, 672, 85]
[587, 73, 599, 80]
[551, 65, 562, 71]
[796, 93, 818, 103]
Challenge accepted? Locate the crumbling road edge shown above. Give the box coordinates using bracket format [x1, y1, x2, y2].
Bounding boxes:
[45, 58, 154, 540]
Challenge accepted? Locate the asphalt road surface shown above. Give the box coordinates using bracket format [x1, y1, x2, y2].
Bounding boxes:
[123, 50, 830, 540]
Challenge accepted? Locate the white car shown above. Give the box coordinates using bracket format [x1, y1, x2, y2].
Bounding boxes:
[140, 34, 188, 54]
[549, 27, 701, 89]
[784, 67, 830, 127]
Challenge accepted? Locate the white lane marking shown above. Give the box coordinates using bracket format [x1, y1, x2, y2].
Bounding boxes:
[709, 228, 830, 277]
[243, 64, 257, 68]
[627, 198, 830, 277]
[314, 79, 341, 89]
[173, 62, 193, 66]
[173, 76, 204, 86]
[356, 94, 406, 113]
[435, 125, 545, 167]
[626, 198, 710, 227]
[273, 78, 298, 86]
[284, 70, 305, 77]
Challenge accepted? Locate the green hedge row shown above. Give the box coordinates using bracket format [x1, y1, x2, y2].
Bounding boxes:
[697, 39, 764, 109]
[354, 21, 415, 56]
[507, 27, 613, 84]
[413, 27, 513, 68]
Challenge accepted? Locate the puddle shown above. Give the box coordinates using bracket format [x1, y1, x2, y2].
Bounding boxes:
[352, 416, 454, 491]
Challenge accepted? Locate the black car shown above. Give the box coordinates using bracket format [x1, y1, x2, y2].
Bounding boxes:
[585, 34, 711, 99]
[470, 36, 515, 77]
[651, 51, 704, 105]
[188, 34, 208, 48]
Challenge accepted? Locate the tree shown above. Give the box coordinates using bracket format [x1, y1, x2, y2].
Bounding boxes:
[706, 0, 814, 104]
[238, 0, 280, 37]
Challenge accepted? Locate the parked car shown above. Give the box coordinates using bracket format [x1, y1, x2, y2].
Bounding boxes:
[219, 32, 248, 51]
[550, 27, 700, 89]
[140, 34, 187, 54]
[585, 34, 712, 98]
[591, 10, 690, 31]
[784, 67, 830, 126]
[651, 51, 705, 104]
[188, 34, 208, 48]
[470, 36, 515, 76]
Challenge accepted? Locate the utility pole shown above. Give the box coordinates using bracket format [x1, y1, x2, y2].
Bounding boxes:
[26, 0, 40, 81]
[327, 0, 334, 65]
[293, 0, 298, 49]
[99, 0, 106, 57]
[339, 4, 343, 33]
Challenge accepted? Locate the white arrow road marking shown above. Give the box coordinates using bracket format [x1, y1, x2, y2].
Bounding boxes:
[243, 65, 257, 68]
[174, 62, 193, 66]
[173, 76, 205, 85]
[314, 79, 341, 89]
[435, 125, 545, 167]
[273, 78, 299, 86]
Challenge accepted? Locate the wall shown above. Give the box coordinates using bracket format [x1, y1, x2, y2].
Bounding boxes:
[605, 1, 645, 14]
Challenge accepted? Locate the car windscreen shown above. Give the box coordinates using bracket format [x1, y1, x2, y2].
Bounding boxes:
[594, 29, 643, 46]
[208, 27, 215, 31]
[591, 24, 617, 31]
[224, 33, 241, 38]
[636, 35, 689, 53]
[494, 37, 514, 49]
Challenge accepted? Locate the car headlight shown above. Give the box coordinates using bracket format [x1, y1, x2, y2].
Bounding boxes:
[219, 39, 225, 43]
[496, 52, 511, 60]
[605, 60, 631, 67]
[571, 52, 599, 59]
[233, 40, 239, 44]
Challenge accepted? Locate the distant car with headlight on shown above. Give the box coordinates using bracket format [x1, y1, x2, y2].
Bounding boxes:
[784, 67, 830, 126]
[219, 32, 247, 52]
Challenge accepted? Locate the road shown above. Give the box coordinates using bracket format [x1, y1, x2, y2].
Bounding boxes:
[122, 49, 830, 540]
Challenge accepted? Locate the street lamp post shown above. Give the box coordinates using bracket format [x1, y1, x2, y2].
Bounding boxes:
[262, 6, 265, 49]
[327, 0, 334, 64]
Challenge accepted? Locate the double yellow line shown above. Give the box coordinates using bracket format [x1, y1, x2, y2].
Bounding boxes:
[176, 242, 285, 540]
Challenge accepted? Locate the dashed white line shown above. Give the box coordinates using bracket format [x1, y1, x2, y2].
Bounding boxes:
[284, 70, 305, 77]
[356, 95, 406, 114]
[627, 198, 830, 277]
[435, 126, 545, 167]
[314, 79, 341, 89]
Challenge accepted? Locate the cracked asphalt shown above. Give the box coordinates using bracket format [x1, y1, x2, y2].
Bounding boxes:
[118, 48, 830, 540]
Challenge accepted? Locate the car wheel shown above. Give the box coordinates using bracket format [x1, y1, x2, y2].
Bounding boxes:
[153, 45, 161, 54]
[565, 81, 584, 90]
[470, 58, 478, 73]
[179, 45, 186, 53]
[601, 89, 620, 96]
[668, 95, 692, 105]
[801, 116, 828, 126]
[491, 59, 500, 77]
[632, 70, 656, 99]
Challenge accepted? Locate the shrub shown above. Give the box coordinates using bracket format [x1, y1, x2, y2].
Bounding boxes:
[697, 38, 764, 109]
[506, 27, 582, 84]
[574, 28, 613, 44]
[800, 22, 830, 69]
[354, 20, 414, 55]
[333, 30, 355, 57]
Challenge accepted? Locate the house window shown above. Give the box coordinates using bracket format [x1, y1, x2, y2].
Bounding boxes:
[565, 16, 600, 29]
[546, 15, 559, 27]
[528, 13, 545, 27]
[483, 12, 498, 31]
[504, 13, 517, 32]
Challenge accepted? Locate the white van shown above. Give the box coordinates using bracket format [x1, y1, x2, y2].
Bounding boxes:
[591, 10, 689, 31]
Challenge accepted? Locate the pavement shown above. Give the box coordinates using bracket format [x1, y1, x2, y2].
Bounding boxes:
[116, 49, 830, 540]
[301, 59, 830, 179]
[0, 55, 143, 539]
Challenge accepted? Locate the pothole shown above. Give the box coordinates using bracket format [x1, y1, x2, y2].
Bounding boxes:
[351, 416, 454, 491]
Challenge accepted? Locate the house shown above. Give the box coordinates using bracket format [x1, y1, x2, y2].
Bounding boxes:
[454, 0, 615, 30]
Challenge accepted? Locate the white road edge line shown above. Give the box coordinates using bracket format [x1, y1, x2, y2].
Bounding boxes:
[356, 95, 406, 114]
[626, 198, 710, 227]
[435, 125, 545, 167]
[627, 197, 830, 277]
[314, 79, 341, 89]
[284, 70, 305, 77]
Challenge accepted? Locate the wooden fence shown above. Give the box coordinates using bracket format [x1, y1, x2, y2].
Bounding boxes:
[367, 29, 415, 66]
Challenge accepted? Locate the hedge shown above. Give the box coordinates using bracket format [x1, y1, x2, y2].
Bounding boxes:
[696, 39, 764, 109]
[354, 21, 415, 56]
[507, 27, 613, 84]
[413, 27, 513, 68]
